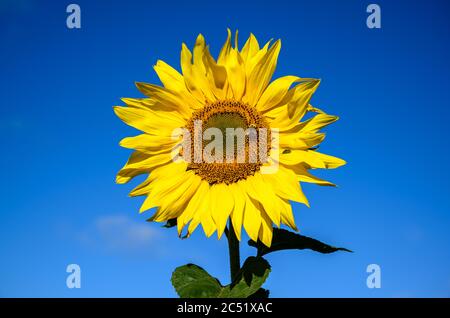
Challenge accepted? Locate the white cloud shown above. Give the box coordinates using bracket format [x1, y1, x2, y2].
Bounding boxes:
[68, 214, 207, 261]
[75, 215, 165, 256]
[95, 215, 160, 250]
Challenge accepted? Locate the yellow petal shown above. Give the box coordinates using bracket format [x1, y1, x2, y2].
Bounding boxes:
[193, 34, 207, 73]
[279, 198, 298, 231]
[177, 181, 208, 235]
[121, 97, 155, 109]
[140, 170, 193, 214]
[210, 183, 234, 239]
[155, 172, 202, 221]
[153, 60, 203, 110]
[180, 43, 207, 104]
[218, 28, 232, 65]
[301, 113, 339, 133]
[203, 47, 228, 100]
[116, 151, 172, 184]
[144, 172, 202, 222]
[279, 131, 325, 150]
[261, 102, 286, 119]
[187, 184, 216, 238]
[130, 161, 188, 197]
[113, 106, 185, 136]
[267, 80, 320, 132]
[280, 149, 346, 169]
[244, 174, 281, 227]
[258, 211, 273, 247]
[308, 104, 326, 114]
[243, 193, 262, 242]
[243, 39, 270, 76]
[135, 82, 192, 118]
[153, 60, 185, 92]
[230, 182, 245, 241]
[198, 187, 216, 238]
[256, 75, 302, 112]
[240, 33, 260, 64]
[200, 213, 216, 238]
[234, 30, 239, 49]
[180, 37, 216, 103]
[284, 163, 336, 186]
[224, 49, 246, 100]
[262, 167, 309, 206]
[119, 134, 180, 154]
[287, 80, 320, 120]
[244, 40, 281, 106]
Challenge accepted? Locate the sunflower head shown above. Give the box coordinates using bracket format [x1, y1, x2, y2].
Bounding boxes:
[114, 30, 346, 247]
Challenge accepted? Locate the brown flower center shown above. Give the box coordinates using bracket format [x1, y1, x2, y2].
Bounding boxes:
[185, 100, 271, 185]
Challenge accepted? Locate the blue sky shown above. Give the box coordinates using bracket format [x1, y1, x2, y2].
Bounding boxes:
[1, 0, 450, 297]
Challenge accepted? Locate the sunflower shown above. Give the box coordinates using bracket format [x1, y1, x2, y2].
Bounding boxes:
[114, 30, 345, 247]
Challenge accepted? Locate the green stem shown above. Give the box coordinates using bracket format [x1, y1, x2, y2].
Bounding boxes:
[227, 222, 241, 282]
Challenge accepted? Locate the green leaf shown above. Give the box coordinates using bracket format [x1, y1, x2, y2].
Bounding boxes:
[171, 264, 222, 298]
[171, 257, 271, 298]
[248, 228, 352, 256]
[219, 257, 271, 298]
